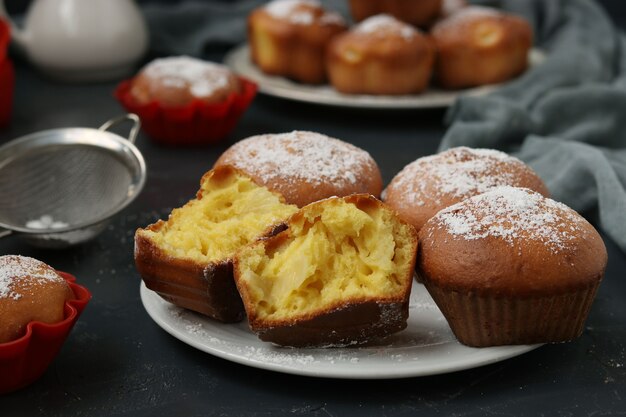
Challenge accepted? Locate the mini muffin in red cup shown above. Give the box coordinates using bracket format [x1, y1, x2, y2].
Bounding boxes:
[115, 56, 257, 146]
[0, 255, 91, 394]
[0, 18, 14, 128]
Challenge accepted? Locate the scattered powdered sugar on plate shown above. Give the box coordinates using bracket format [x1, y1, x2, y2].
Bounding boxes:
[220, 131, 373, 186]
[355, 14, 418, 40]
[265, 0, 345, 26]
[0, 255, 63, 300]
[386, 147, 526, 208]
[434, 186, 586, 252]
[143, 56, 232, 98]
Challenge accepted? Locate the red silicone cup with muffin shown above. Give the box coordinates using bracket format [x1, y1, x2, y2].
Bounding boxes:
[0, 272, 91, 394]
[114, 75, 257, 147]
[0, 18, 14, 128]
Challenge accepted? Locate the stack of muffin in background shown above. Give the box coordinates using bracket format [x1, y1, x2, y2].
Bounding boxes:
[0, 18, 14, 127]
[247, 0, 534, 94]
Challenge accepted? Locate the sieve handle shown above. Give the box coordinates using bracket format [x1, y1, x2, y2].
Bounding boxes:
[0, 228, 12, 239]
[99, 114, 141, 144]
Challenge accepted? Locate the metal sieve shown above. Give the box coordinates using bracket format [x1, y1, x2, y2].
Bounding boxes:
[0, 114, 146, 248]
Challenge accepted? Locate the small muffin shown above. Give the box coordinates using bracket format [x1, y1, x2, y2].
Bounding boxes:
[115, 56, 257, 146]
[248, 0, 347, 84]
[383, 147, 549, 234]
[326, 14, 434, 95]
[418, 187, 607, 347]
[349, 0, 442, 28]
[129, 56, 241, 106]
[134, 166, 298, 322]
[0, 255, 74, 343]
[234, 194, 418, 347]
[431, 6, 533, 89]
[214, 131, 383, 207]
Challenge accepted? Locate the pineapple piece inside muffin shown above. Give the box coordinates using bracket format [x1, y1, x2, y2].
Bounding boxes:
[234, 194, 417, 347]
[135, 165, 298, 322]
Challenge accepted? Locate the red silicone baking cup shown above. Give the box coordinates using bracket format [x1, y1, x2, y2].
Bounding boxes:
[114, 77, 257, 146]
[0, 58, 14, 128]
[0, 271, 91, 394]
[0, 19, 9, 62]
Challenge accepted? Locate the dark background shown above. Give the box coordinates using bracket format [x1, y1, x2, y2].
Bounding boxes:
[1, 1, 625, 416]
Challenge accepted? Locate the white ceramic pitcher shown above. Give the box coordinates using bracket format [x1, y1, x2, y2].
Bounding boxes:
[0, 0, 149, 82]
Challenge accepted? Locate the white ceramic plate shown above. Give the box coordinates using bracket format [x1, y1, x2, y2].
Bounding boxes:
[224, 44, 545, 109]
[140, 282, 541, 379]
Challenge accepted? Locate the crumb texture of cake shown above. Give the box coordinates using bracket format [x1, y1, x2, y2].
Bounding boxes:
[129, 56, 241, 107]
[384, 147, 549, 233]
[234, 194, 417, 347]
[135, 166, 298, 322]
[0, 255, 73, 343]
[214, 131, 382, 207]
[417, 186, 607, 347]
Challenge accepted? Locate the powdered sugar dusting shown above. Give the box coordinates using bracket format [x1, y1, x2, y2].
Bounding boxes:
[434, 5, 502, 31]
[265, 0, 345, 26]
[387, 147, 527, 209]
[220, 131, 373, 186]
[434, 186, 586, 252]
[0, 255, 62, 300]
[142, 56, 232, 98]
[356, 14, 417, 40]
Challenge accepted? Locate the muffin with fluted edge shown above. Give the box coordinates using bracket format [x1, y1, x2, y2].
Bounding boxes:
[417, 186, 607, 347]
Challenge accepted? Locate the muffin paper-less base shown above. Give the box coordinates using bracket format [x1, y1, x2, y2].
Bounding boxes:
[0, 272, 91, 394]
[114, 77, 257, 146]
[423, 281, 601, 347]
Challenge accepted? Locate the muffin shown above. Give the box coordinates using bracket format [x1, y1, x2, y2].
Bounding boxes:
[383, 147, 549, 234]
[234, 194, 418, 347]
[0, 255, 74, 343]
[0, 255, 91, 394]
[326, 14, 434, 95]
[248, 0, 347, 84]
[348, 0, 442, 28]
[214, 131, 383, 207]
[431, 6, 533, 89]
[134, 165, 298, 322]
[115, 56, 257, 146]
[417, 187, 607, 347]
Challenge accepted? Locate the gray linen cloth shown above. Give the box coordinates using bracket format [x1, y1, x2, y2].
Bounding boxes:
[142, 0, 626, 251]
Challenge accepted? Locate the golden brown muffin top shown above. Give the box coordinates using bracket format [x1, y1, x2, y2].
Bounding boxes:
[262, 0, 345, 26]
[418, 187, 607, 295]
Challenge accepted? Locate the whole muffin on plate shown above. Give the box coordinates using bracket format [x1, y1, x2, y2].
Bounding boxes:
[431, 6, 533, 89]
[348, 0, 442, 28]
[417, 187, 607, 347]
[234, 194, 418, 347]
[326, 14, 434, 95]
[214, 131, 383, 207]
[248, 0, 347, 84]
[115, 55, 257, 146]
[383, 147, 549, 234]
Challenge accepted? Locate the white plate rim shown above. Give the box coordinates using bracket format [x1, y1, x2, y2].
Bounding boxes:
[224, 44, 546, 110]
[140, 282, 541, 379]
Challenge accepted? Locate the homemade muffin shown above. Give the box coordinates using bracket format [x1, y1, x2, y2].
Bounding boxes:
[431, 6, 533, 89]
[326, 14, 435, 95]
[234, 194, 418, 347]
[349, 0, 442, 28]
[134, 166, 298, 322]
[214, 131, 383, 207]
[0, 255, 74, 343]
[383, 147, 549, 234]
[417, 187, 607, 347]
[129, 56, 242, 107]
[248, 0, 347, 84]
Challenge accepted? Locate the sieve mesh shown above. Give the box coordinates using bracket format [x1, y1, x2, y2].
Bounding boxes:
[0, 143, 134, 230]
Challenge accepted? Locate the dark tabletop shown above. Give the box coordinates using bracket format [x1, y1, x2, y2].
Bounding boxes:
[2, 2, 626, 416]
